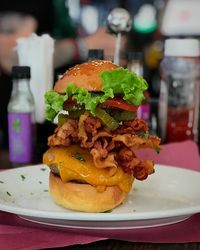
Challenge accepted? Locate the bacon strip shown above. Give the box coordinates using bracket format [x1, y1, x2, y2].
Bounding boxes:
[78, 111, 90, 146]
[113, 134, 160, 150]
[115, 117, 148, 134]
[91, 148, 118, 176]
[48, 119, 78, 147]
[117, 146, 154, 180]
[47, 114, 161, 180]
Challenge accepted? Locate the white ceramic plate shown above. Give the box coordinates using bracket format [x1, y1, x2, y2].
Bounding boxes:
[0, 164, 200, 229]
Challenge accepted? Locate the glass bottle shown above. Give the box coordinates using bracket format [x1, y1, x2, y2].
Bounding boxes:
[88, 49, 104, 60]
[127, 51, 144, 76]
[127, 51, 151, 123]
[7, 66, 35, 166]
[158, 38, 200, 143]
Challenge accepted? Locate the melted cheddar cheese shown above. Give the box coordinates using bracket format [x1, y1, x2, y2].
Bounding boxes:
[43, 145, 134, 193]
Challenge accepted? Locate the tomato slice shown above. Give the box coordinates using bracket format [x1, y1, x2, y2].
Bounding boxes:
[100, 98, 138, 112]
[63, 99, 82, 112]
[64, 98, 77, 106]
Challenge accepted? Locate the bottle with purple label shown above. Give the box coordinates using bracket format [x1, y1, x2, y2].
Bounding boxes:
[7, 66, 35, 166]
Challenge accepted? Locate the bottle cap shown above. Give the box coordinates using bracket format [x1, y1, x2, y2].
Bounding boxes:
[12, 66, 31, 79]
[88, 49, 104, 60]
[106, 8, 132, 34]
[164, 38, 200, 57]
[133, 4, 157, 34]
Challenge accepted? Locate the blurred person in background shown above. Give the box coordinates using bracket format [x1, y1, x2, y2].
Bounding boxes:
[0, 0, 127, 158]
[0, 0, 128, 73]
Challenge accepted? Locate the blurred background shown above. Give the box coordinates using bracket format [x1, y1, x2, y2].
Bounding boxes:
[0, 0, 200, 163]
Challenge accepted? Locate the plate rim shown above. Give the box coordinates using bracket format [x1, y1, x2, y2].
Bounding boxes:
[19, 214, 192, 230]
[0, 164, 200, 223]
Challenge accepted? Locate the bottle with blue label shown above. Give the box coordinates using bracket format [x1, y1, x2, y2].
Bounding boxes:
[7, 66, 35, 166]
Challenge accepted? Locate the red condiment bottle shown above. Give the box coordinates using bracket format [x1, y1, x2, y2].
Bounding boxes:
[158, 38, 200, 143]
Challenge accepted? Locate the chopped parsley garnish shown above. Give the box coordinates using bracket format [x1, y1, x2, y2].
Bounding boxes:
[39, 181, 42, 184]
[133, 187, 138, 192]
[20, 175, 25, 181]
[102, 209, 112, 213]
[73, 152, 85, 162]
[40, 168, 47, 171]
[6, 191, 11, 196]
[155, 146, 161, 154]
[0, 181, 4, 184]
[137, 131, 148, 139]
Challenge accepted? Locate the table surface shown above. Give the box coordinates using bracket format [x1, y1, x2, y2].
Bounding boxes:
[0, 149, 200, 250]
[63, 241, 200, 250]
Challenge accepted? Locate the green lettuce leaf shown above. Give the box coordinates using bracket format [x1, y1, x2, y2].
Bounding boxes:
[44, 90, 68, 121]
[101, 68, 148, 105]
[44, 68, 148, 122]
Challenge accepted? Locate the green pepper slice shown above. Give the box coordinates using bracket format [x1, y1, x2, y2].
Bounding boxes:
[58, 110, 85, 126]
[95, 107, 119, 131]
[109, 110, 135, 121]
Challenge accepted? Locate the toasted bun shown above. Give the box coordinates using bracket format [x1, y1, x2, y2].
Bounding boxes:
[54, 60, 119, 93]
[49, 172, 127, 212]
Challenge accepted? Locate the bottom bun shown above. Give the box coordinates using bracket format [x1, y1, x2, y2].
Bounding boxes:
[49, 172, 128, 212]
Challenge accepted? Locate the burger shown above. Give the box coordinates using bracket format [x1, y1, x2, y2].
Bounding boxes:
[43, 60, 160, 213]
